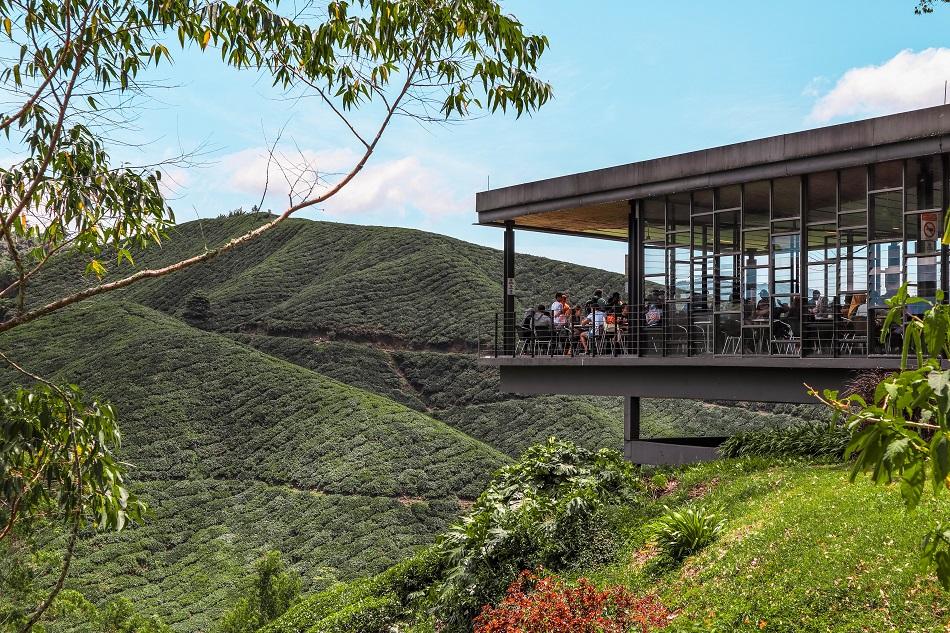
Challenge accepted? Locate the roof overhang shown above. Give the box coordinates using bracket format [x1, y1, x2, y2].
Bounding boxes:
[476, 104, 950, 240]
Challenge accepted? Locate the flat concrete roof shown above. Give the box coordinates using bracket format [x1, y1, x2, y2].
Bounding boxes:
[476, 104, 950, 237]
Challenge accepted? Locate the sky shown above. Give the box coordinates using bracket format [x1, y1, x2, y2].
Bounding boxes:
[118, 1, 950, 273]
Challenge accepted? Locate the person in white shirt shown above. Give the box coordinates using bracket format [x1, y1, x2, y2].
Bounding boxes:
[578, 305, 605, 354]
[550, 292, 565, 325]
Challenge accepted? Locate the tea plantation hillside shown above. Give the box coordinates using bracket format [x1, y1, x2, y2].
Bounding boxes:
[0, 299, 509, 630]
[29, 213, 625, 347]
[230, 334, 823, 458]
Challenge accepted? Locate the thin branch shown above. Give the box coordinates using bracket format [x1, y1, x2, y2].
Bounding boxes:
[0, 38, 428, 336]
[4, 6, 91, 231]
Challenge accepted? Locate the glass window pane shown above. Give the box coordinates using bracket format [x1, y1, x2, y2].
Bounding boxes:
[906, 156, 944, 211]
[840, 166, 867, 212]
[692, 258, 714, 311]
[743, 266, 767, 304]
[667, 251, 691, 301]
[838, 230, 867, 294]
[716, 210, 739, 253]
[771, 218, 800, 232]
[839, 210, 865, 228]
[907, 255, 939, 303]
[772, 176, 800, 218]
[716, 255, 739, 310]
[868, 241, 903, 301]
[693, 189, 714, 214]
[807, 264, 834, 300]
[643, 198, 665, 242]
[807, 224, 837, 262]
[691, 213, 713, 254]
[743, 181, 770, 227]
[644, 245, 665, 277]
[806, 171, 837, 223]
[870, 160, 902, 190]
[668, 193, 690, 232]
[717, 185, 741, 210]
[742, 229, 770, 267]
[870, 191, 902, 241]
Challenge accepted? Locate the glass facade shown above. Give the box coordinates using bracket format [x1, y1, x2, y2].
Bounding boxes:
[635, 154, 948, 357]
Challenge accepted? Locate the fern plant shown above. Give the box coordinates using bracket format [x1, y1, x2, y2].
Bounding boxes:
[651, 506, 725, 561]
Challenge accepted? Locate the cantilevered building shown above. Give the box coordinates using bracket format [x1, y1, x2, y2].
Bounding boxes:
[477, 105, 949, 464]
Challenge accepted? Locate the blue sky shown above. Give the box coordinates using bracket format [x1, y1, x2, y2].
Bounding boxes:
[125, 1, 950, 272]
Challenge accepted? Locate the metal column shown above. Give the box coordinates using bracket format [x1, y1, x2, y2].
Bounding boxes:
[502, 221, 515, 355]
[628, 201, 642, 355]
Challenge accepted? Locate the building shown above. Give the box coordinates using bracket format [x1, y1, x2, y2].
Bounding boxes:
[476, 105, 949, 464]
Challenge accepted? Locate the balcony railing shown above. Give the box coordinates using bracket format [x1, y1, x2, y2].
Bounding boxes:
[478, 298, 909, 360]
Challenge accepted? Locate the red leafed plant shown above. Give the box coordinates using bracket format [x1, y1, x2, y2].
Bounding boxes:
[472, 570, 671, 633]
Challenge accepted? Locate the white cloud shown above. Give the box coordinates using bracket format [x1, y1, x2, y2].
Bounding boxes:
[808, 48, 950, 123]
[218, 146, 466, 219]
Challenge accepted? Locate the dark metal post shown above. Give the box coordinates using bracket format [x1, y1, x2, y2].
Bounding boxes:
[628, 201, 642, 355]
[941, 155, 949, 303]
[502, 220, 515, 355]
[624, 395, 640, 462]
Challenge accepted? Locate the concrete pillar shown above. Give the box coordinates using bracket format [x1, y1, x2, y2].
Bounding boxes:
[502, 221, 515, 355]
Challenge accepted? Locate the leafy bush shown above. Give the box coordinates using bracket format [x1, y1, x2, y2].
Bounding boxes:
[212, 551, 300, 633]
[472, 570, 670, 633]
[719, 421, 851, 460]
[651, 506, 725, 561]
[180, 293, 211, 324]
[261, 546, 443, 633]
[431, 438, 643, 631]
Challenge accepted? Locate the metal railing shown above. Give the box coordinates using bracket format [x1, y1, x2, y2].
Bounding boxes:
[477, 298, 909, 359]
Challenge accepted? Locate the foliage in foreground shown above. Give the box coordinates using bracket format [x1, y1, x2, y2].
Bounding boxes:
[812, 285, 950, 588]
[264, 438, 643, 633]
[719, 421, 850, 461]
[472, 570, 670, 633]
[430, 438, 642, 631]
[650, 506, 724, 561]
[594, 460, 950, 632]
[212, 552, 300, 633]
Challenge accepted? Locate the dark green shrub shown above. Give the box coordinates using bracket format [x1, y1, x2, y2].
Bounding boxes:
[430, 437, 643, 631]
[719, 421, 851, 460]
[181, 293, 211, 324]
[261, 547, 442, 633]
[212, 551, 300, 633]
[311, 594, 401, 633]
[651, 506, 725, 561]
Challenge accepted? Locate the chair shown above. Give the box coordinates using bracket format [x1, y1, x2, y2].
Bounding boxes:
[721, 333, 741, 355]
[533, 327, 553, 356]
[772, 320, 800, 355]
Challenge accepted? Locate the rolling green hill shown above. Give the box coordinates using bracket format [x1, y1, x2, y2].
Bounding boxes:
[0, 299, 506, 631]
[30, 213, 625, 348]
[6, 214, 827, 630]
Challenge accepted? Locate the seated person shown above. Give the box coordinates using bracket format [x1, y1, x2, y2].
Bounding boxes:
[550, 292, 567, 326]
[809, 290, 828, 317]
[533, 304, 552, 329]
[753, 289, 771, 319]
[578, 305, 605, 354]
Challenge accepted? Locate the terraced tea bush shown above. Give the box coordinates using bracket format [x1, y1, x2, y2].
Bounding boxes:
[651, 506, 725, 561]
[719, 422, 850, 460]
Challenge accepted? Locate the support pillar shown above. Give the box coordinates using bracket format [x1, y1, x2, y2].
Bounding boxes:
[627, 201, 642, 355]
[624, 393, 723, 465]
[502, 221, 515, 355]
[623, 395, 640, 444]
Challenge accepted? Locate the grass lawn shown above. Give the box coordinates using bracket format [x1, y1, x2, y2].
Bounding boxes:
[590, 460, 950, 632]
